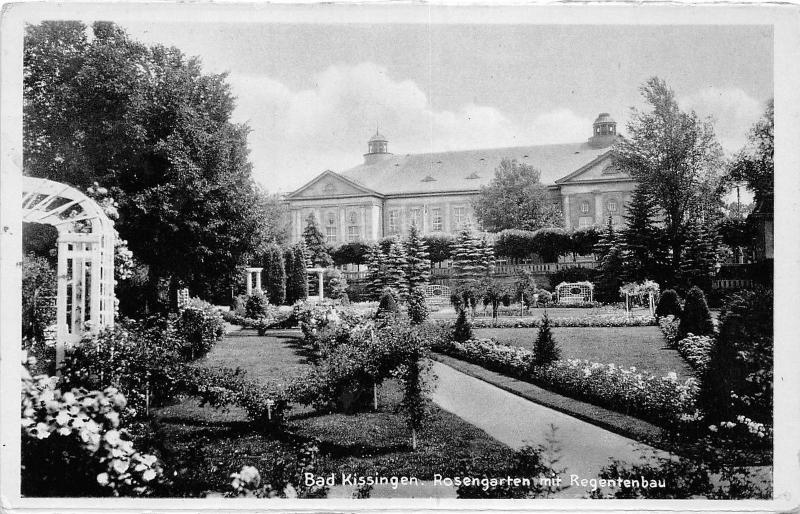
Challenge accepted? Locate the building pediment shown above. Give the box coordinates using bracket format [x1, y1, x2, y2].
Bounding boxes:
[555, 152, 632, 185]
[287, 170, 383, 199]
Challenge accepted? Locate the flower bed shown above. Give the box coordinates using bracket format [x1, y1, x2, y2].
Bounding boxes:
[468, 314, 656, 329]
[433, 338, 697, 427]
[675, 334, 714, 372]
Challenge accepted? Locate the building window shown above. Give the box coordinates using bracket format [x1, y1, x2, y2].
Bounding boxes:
[608, 200, 618, 213]
[578, 216, 594, 228]
[431, 208, 443, 231]
[452, 206, 467, 229]
[611, 215, 622, 226]
[325, 213, 337, 243]
[388, 210, 400, 234]
[580, 201, 590, 214]
[347, 212, 359, 242]
[409, 207, 422, 228]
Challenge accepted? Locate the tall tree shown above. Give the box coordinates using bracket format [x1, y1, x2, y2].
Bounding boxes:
[23, 21, 283, 302]
[679, 217, 719, 292]
[620, 186, 669, 283]
[284, 245, 308, 304]
[365, 243, 388, 299]
[384, 237, 409, 299]
[477, 237, 496, 277]
[613, 77, 724, 280]
[594, 218, 624, 303]
[261, 244, 286, 305]
[473, 158, 564, 232]
[404, 224, 431, 290]
[451, 224, 484, 283]
[728, 100, 774, 215]
[302, 213, 333, 268]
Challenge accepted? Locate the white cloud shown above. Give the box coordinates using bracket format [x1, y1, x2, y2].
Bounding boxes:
[226, 63, 592, 192]
[679, 87, 766, 153]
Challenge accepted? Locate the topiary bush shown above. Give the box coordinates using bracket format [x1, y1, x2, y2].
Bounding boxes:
[175, 302, 225, 360]
[655, 289, 682, 319]
[678, 286, 714, 338]
[245, 292, 270, 319]
[532, 313, 560, 366]
[452, 309, 473, 343]
[406, 286, 429, 325]
[375, 288, 399, 322]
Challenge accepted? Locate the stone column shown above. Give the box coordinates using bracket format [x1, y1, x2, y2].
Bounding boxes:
[562, 195, 571, 229]
[246, 273, 253, 296]
[255, 271, 262, 292]
[318, 271, 325, 300]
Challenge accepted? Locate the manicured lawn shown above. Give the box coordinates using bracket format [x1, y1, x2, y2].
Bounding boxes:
[474, 326, 693, 378]
[151, 329, 519, 495]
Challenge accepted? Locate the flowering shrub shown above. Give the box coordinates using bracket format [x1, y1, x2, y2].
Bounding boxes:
[228, 442, 327, 498]
[658, 314, 680, 347]
[60, 319, 185, 419]
[675, 334, 714, 371]
[619, 280, 660, 299]
[470, 314, 656, 329]
[174, 301, 225, 360]
[295, 300, 371, 350]
[245, 292, 271, 319]
[433, 338, 696, 426]
[21, 357, 162, 496]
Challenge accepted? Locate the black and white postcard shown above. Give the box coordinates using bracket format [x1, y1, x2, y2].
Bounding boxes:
[1, 2, 798, 512]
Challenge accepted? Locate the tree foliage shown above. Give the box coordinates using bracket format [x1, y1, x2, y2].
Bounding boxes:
[533, 313, 560, 366]
[451, 224, 485, 283]
[24, 21, 285, 302]
[261, 244, 286, 305]
[620, 186, 669, 283]
[473, 158, 563, 232]
[613, 77, 724, 279]
[727, 100, 773, 214]
[284, 245, 308, 305]
[404, 224, 431, 290]
[655, 289, 682, 319]
[302, 213, 333, 268]
[422, 234, 454, 263]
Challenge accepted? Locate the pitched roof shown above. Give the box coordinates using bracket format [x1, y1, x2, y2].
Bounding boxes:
[337, 141, 612, 196]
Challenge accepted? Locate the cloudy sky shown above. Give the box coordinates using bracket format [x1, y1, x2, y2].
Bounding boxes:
[122, 22, 773, 193]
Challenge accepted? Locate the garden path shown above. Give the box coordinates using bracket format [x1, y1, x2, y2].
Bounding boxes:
[429, 360, 669, 498]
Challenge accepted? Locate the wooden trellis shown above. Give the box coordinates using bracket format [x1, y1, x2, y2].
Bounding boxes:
[22, 177, 116, 369]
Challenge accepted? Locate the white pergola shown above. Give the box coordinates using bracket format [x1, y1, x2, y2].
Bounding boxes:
[22, 177, 116, 369]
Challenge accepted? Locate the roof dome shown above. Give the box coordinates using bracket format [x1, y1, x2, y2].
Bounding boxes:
[369, 130, 387, 142]
[593, 112, 615, 124]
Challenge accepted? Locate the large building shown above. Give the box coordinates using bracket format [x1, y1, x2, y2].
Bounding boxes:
[285, 113, 636, 244]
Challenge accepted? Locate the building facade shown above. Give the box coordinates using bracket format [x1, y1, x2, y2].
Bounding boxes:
[285, 113, 637, 244]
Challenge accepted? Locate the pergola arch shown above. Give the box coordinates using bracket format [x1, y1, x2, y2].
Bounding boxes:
[22, 177, 115, 368]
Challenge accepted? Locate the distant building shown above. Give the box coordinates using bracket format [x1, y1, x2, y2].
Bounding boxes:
[285, 113, 636, 244]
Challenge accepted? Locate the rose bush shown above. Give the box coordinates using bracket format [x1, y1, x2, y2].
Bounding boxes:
[21, 356, 163, 496]
[469, 314, 656, 329]
[433, 338, 696, 427]
[675, 334, 714, 372]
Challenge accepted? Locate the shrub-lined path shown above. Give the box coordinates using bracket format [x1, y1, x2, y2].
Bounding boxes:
[155, 327, 672, 498]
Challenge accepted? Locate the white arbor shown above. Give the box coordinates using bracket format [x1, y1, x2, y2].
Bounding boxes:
[22, 177, 116, 368]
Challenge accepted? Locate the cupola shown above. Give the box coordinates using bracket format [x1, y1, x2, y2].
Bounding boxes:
[364, 128, 393, 164]
[588, 112, 618, 148]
